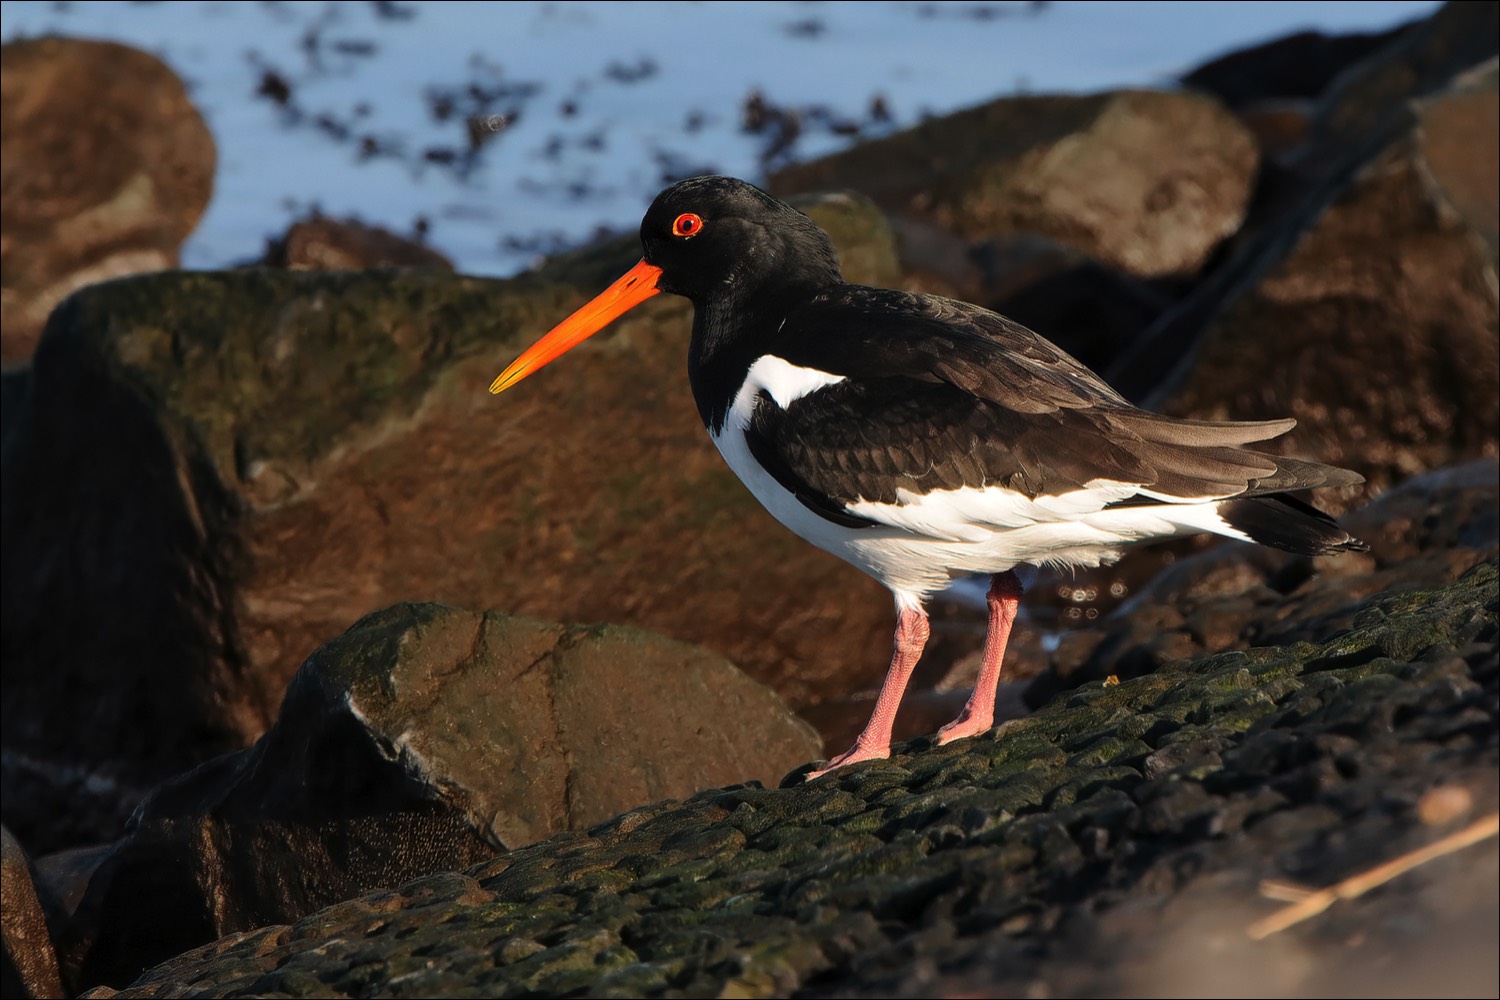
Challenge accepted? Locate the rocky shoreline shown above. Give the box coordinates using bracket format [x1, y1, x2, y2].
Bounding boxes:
[86, 562, 1500, 998]
[3, 3, 1496, 997]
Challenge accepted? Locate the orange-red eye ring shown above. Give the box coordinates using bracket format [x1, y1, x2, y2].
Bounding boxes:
[672, 213, 703, 238]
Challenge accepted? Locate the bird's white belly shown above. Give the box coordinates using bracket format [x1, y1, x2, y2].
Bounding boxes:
[709, 356, 1249, 609]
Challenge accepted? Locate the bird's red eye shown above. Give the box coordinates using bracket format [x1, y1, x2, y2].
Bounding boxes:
[672, 213, 703, 238]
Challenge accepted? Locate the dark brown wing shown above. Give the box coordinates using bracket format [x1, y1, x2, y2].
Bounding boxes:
[744, 286, 1361, 526]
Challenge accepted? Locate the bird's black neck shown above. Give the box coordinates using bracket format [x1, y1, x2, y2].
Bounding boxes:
[687, 272, 838, 433]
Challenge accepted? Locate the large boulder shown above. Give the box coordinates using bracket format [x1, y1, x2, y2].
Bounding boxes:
[771, 89, 1259, 281]
[1, 194, 896, 852]
[259, 215, 455, 271]
[0, 37, 215, 362]
[61, 602, 819, 991]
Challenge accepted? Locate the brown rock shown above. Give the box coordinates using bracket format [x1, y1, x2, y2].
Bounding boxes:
[61, 601, 818, 992]
[1305, 1, 1500, 163]
[1162, 71, 1499, 506]
[261, 216, 454, 271]
[771, 89, 1259, 279]
[1, 202, 899, 851]
[1, 826, 63, 1000]
[1234, 101, 1314, 161]
[0, 37, 214, 362]
[1108, 2, 1498, 409]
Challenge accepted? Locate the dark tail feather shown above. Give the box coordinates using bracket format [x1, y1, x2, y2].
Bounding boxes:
[1217, 493, 1370, 556]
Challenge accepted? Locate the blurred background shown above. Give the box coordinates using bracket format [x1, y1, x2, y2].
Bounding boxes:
[0, 0, 1440, 275]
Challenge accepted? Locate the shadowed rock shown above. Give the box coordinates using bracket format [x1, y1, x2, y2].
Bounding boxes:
[259, 216, 454, 271]
[1, 826, 63, 999]
[0, 37, 215, 362]
[1181, 25, 1417, 109]
[61, 602, 819, 991]
[1159, 63, 1499, 506]
[1108, 2, 1499, 434]
[1301, 1, 1499, 164]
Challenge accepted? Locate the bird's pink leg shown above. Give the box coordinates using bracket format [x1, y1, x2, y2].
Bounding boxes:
[936, 570, 1023, 745]
[807, 605, 930, 779]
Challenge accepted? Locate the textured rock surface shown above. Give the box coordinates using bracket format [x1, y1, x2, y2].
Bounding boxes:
[99, 562, 1499, 998]
[61, 602, 818, 991]
[1109, 1, 1499, 415]
[1161, 70, 1499, 506]
[1, 826, 64, 999]
[771, 89, 1259, 280]
[0, 37, 215, 362]
[1, 196, 898, 852]
[1301, 1, 1500, 164]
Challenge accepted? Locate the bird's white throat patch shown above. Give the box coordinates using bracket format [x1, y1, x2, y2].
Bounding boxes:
[729, 355, 846, 424]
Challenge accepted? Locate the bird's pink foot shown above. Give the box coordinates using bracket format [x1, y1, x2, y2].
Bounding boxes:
[806, 738, 891, 780]
[934, 571, 1023, 749]
[934, 708, 994, 745]
[804, 605, 930, 781]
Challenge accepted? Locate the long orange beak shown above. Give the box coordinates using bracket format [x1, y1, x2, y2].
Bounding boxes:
[489, 259, 664, 394]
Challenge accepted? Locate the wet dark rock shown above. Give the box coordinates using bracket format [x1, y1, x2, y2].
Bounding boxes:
[1181, 25, 1417, 109]
[100, 562, 1499, 998]
[1, 826, 64, 999]
[770, 88, 1259, 280]
[0, 198, 897, 852]
[1302, 1, 1499, 167]
[260, 215, 453, 270]
[0, 37, 215, 362]
[61, 602, 818, 991]
[980, 245, 1172, 375]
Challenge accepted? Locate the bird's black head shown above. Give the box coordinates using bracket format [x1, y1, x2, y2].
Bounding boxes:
[489, 176, 842, 396]
[639, 176, 844, 304]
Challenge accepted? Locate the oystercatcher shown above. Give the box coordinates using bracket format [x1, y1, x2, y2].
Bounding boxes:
[491, 176, 1366, 779]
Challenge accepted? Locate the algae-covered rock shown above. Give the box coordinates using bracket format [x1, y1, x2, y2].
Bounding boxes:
[63, 601, 818, 991]
[108, 562, 1499, 998]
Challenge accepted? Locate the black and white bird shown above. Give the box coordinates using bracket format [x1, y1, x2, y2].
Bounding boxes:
[491, 176, 1366, 779]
